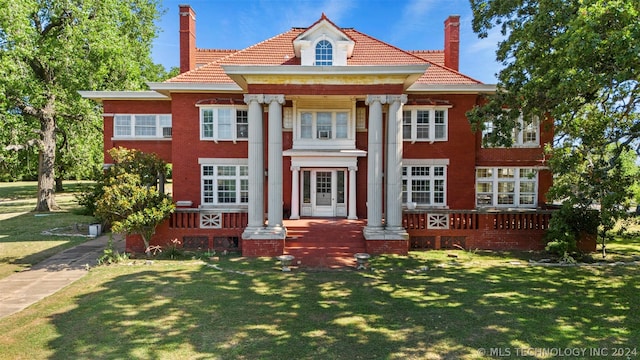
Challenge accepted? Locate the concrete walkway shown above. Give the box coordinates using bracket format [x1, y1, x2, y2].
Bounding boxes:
[0, 234, 124, 319]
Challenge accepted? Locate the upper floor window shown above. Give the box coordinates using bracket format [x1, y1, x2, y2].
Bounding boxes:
[402, 164, 447, 206]
[402, 107, 448, 142]
[299, 111, 349, 140]
[315, 40, 333, 66]
[113, 114, 172, 139]
[200, 106, 248, 141]
[482, 114, 539, 147]
[476, 167, 537, 207]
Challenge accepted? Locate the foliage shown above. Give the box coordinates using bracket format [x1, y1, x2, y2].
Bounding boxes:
[94, 148, 174, 256]
[545, 203, 599, 256]
[97, 235, 130, 266]
[0, 0, 165, 211]
[468, 0, 640, 250]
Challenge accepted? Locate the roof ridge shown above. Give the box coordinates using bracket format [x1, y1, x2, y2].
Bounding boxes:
[409, 50, 444, 53]
[197, 48, 238, 52]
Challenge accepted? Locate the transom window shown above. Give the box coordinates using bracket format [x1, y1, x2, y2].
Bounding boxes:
[482, 114, 539, 147]
[113, 114, 172, 138]
[201, 164, 248, 205]
[200, 106, 248, 141]
[402, 107, 448, 142]
[315, 40, 333, 66]
[299, 111, 349, 140]
[402, 164, 447, 206]
[476, 167, 537, 207]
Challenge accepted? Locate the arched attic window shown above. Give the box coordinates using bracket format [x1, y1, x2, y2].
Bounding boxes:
[315, 39, 333, 66]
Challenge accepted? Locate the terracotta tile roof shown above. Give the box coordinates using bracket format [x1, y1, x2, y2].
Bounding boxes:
[195, 49, 237, 66]
[410, 50, 444, 66]
[167, 22, 482, 86]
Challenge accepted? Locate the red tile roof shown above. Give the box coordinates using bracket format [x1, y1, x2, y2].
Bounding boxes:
[167, 19, 482, 86]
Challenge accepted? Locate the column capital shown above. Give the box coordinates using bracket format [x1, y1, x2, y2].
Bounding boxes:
[348, 165, 358, 171]
[244, 94, 264, 104]
[264, 94, 285, 105]
[387, 94, 408, 105]
[290, 165, 300, 171]
[365, 95, 387, 105]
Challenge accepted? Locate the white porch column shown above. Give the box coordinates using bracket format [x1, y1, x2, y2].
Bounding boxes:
[243, 94, 265, 234]
[348, 166, 357, 220]
[265, 94, 286, 235]
[290, 166, 300, 219]
[364, 95, 386, 235]
[386, 95, 408, 234]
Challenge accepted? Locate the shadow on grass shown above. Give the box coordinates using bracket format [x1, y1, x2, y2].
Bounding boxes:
[45, 260, 639, 359]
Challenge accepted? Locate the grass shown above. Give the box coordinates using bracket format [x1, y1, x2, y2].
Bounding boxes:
[0, 181, 97, 279]
[0, 181, 639, 359]
[0, 256, 638, 359]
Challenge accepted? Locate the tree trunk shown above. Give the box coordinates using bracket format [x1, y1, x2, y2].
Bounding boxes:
[35, 108, 60, 212]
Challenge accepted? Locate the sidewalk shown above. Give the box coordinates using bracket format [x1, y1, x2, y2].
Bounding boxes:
[0, 234, 124, 319]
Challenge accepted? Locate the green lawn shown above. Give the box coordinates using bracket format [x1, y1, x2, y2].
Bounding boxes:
[0, 181, 97, 278]
[0, 181, 639, 359]
[0, 256, 638, 359]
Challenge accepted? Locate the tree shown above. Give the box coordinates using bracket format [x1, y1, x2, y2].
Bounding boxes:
[0, 0, 163, 211]
[94, 148, 174, 257]
[468, 0, 640, 254]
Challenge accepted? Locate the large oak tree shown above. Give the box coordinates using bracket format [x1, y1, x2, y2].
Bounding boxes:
[468, 0, 640, 254]
[0, 0, 163, 211]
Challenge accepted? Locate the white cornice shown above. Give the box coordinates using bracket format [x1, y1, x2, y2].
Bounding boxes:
[147, 82, 244, 95]
[407, 83, 497, 94]
[78, 91, 170, 101]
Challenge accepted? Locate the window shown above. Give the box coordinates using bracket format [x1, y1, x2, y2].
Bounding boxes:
[298, 111, 350, 140]
[476, 167, 537, 207]
[202, 164, 249, 205]
[113, 114, 172, 138]
[200, 107, 248, 141]
[315, 40, 333, 66]
[482, 114, 539, 147]
[402, 165, 447, 206]
[402, 108, 448, 142]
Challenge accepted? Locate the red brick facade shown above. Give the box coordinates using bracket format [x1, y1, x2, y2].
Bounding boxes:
[83, 5, 591, 259]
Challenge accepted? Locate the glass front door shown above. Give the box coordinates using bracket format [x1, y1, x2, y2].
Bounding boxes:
[301, 169, 346, 217]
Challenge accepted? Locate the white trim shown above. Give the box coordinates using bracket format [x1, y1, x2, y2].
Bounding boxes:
[403, 158, 450, 166]
[78, 91, 169, 101]
[199, 158, 248, 165]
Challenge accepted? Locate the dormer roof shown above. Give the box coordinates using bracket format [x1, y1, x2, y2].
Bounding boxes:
[292, 13, 355, 60]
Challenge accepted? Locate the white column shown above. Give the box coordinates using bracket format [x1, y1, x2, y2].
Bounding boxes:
[386, 95, 408, 232]
[290, 166, 300, 219]
[348, 166, 357, 220]
[243, 94, 265, 233]
[265, 95, 286, 235]
[364, 95, 386, 234]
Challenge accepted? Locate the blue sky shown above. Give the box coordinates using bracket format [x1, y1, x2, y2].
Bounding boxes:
[152, 0, 503, 84]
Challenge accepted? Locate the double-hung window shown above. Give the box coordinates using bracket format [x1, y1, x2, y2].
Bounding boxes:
[402, 107, 448, 142]
[200, 106, 249, 141]
[402, 164, 447, 206]
[201, 164, 249, 205]
[482, 114, 539, 147]
[113, 114, 172, 138]
[476, 167, 537, 207]
[298, 111, 350, 140]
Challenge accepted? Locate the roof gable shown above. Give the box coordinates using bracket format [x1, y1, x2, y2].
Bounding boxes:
[292, 14, 355, 64]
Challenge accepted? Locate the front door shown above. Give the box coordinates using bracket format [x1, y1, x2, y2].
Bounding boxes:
[301, 169, 346, 217]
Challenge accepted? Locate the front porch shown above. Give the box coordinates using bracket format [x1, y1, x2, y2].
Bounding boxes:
[125, 208, 599, 265]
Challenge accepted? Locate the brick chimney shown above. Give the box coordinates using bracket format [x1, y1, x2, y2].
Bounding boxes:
[444, 15, 460, 71]
[179, 4, 196, 73]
